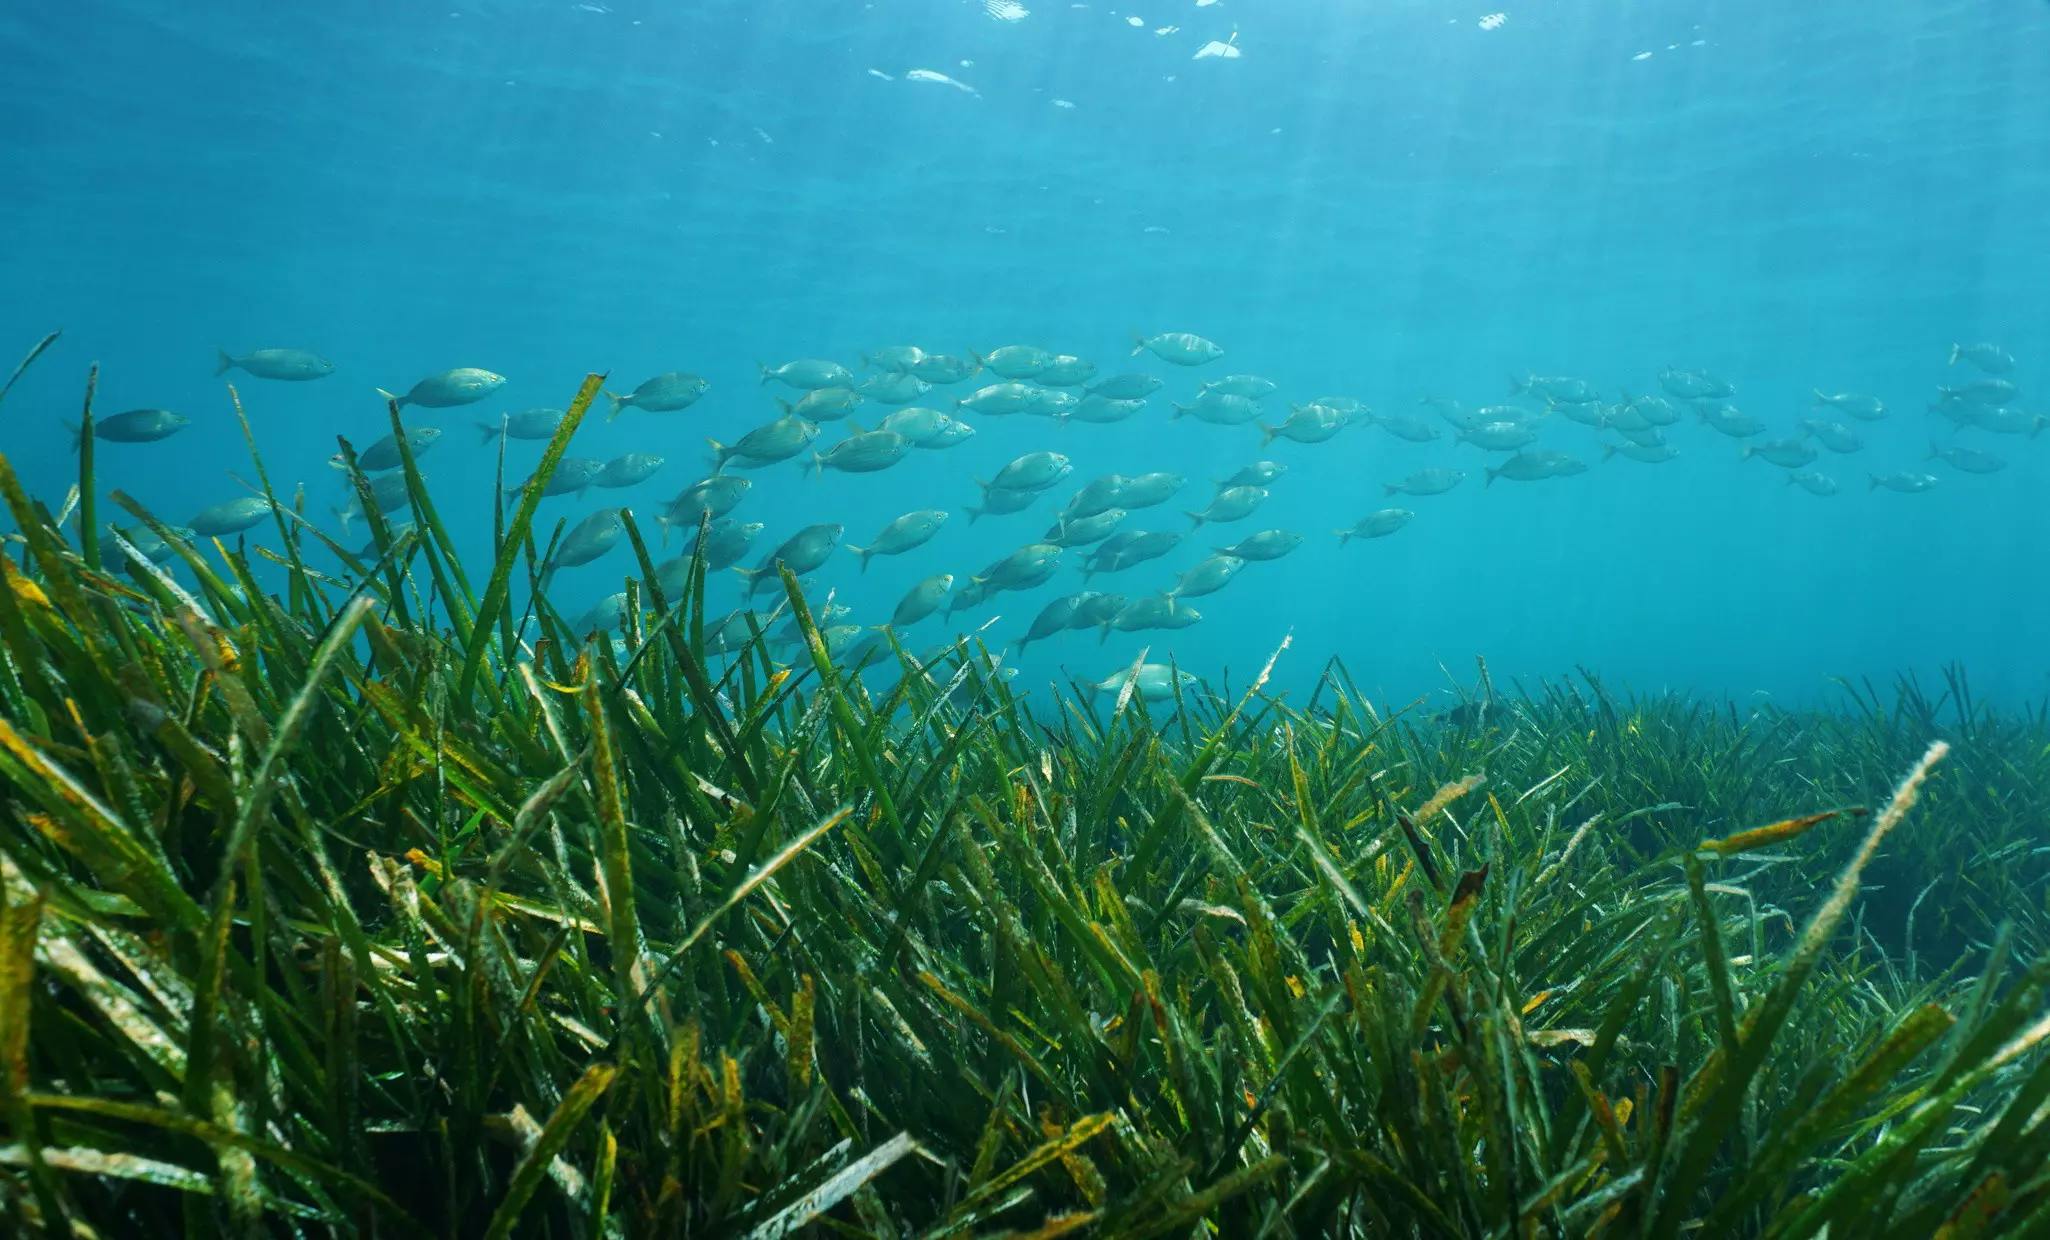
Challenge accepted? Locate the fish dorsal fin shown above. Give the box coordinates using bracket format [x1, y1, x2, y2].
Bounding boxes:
[846, 420, 869, 435]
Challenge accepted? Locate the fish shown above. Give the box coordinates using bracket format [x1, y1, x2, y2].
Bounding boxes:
[1117, 472, 1186, 510]
[1071, 593, 1127, 629]
[1262, 404, 1350, 445]
[1201, 374, 1278, 399]
[377, 368, 505, 410]
[1512, 374, 1595, 403]
[188, 496, 277, 537]
[735, 523, 843, 594]
[1086, 373, 1163, 399]
[769, 604, 853, 648]
[810, 427, 911, 475]
[1620, 394, 1683, 426]
[1657, 367, 1735, 400]
[1171, 391, 1262, 425]
[1217, 461, 1287, 490]
[909, 353, 981, 384]
[1384, 468, 1467, 497]
[1696, 402, 1766, 438]
[1092, 663, 1197, 701]
[1457, 420, 1541, 451]
[477, 408, 567, 443]
[596, 452, 667, 488]
[1336, 508, 1412, 544]
[606, 372, 708, 419]
[863, 345, 927, 372]
[1062, 475, 1128, 520]
[1613, 423, 1668, 448]
[982, 451, 1072, 494]
[1936, 378, 2020, 407]
[1603, 441, 1680, 464]
[1949, 342, 2015, 374]
[905, 68, 980, 96]
[1928, 442, 2006, 474]
[759, 359, 856, 390]
[334, 472, 415, 534]
[892, 573, 955, 627]
[551, 508, 625, 569]
[76, 408, 189, 447]
[1787, 471, 1838, 497]
[1938, 405, 2046, 436]
[848, 509, 949, 570]
[511, 456, 605, 499]
[1367, 411, 1440, 444]
[1082, 530, 1181, 579]
[332, 426, 442, 472]
[878, 406, 953, 443]
[1215, 529, 1303, 561]
[112, 522, 193, 565]
[708, 415, 820, 471]
[670, 518, 763, 578]
[1016, 593, 1094, 651]
[1026, 389, 1078, 421]
[1552, 400, 1611, 428]
[966, 485, 1044, 522]
[655, 476, 750, 541]
[920, 415, 979, 449]
[1812, 390, 1887, 421]
[1167, 553, 1247, 598]
[1132, 331, 1224, 366]
[1034, 355, 1098, 387]
[855, 372, 931, 405]
[777, 387, 863, 422]
[216, 347, 334, 381]
[1104, 596, 1202, 639]
[1070, 394, 1147, 424]
[1044, 507, 1126, 548]
[1799, 419, 1863, 454]
[957, 382, 1041, 415]
[702, 610, 765, 657]
[1870, 472, 1939, 493]
[1185, 485, 1266, 527]
[1485, 451, 1587, 486]
[971, 543, 1063, 594]
[978, 346, 1053, 379]
[1740, 438, 1819, 469]
[575, 592, 633, 633]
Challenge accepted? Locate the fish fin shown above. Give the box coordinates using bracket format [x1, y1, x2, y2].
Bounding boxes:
[847, 544, 870, 571]
[1508, 373, 1529, 395]
[705, 437, 729, 475]
[1483, 468, 1498, 488]
[1184, 510, 1204, 529]
[807, 452, 824, 479]
[1334, 530, 1351, 545]
[1784, 473, 1797, 486]
[214, 348, 236, 377]
[966, 505, 983, 523]
[1382, 483, 1400, 497]
[1258, 423, 1278, 447]
[1601, 444, 1616, 461]
[1738, 445, 1754, 461]
[1130, 331, 1145, 357]
[604, 392, 629, 421]
[1169, 404, 1188, 420]
[1868, 474, 1882, 491]
[1948, 343, 1961, 366]
[757, 362, 773, 385]
[375, 387, 409, 411]
[845, 419, 868, 435]
[1811, 388, 1828, 405]
[475, 421, 502, 444]
[65, 420, 81, 452]
[775, 396, 795, 415]
[332, 505, 356, 538]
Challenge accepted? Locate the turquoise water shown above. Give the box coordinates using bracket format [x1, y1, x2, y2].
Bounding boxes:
[5, 0, 2048, 704]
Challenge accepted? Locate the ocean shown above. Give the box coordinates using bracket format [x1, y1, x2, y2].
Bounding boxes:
[5, 0, 2049, 706]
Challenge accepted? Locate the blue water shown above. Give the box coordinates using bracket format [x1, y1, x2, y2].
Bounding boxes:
[5, 0, 2049, 706]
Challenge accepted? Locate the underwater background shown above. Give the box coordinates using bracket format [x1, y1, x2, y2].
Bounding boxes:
[5, 0, 2049, 705]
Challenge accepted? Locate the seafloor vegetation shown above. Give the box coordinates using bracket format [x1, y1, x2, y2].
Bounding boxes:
[4, 360, 2050, 1236]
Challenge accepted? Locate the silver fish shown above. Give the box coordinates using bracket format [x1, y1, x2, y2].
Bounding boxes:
[735, 523, 843, 594]
[1741, 438, 1818, 469]
[1214, 529, 1302, 561]
[1949, 342, 2015, 374]
[909, 353, 981, 384]
[1035, 355, 1097, 387]
[892, 574, 955, 627]
[1093, 663, 1197, 701]
[216, 347, 334, 381]
[1696, 403, 1766, 438]
[1657, 367, 1734, 400]
[1456, 420, 1540, 452]
[983, 451, 1072, 493]
[336, 426, 441, 472]
[377, 367, 505, 410]
[1045, 508, 1126, 548]
[855, 372, 931, 405]
[1167, 553, 1247, 599]
[656, 476, 750, 540]
[1063, 475, 1128, 520]
[554, 508, 625, 568]
[1104, 596, 1203, 638]
[978, 345, 1053, 379]
[1070, 394, 1147, 424]
[1869, 471, 1939, 493]
[1117, 472, 1185, 509]
[810, 428, 910, 475]
[759, 359, 855, 390]
[1384, 468, 1467, 497]
[189, 496, 276, 537]
[1787, 471, 1838, 497]
[1799, 419, 1863, 454]
[1484, 452, 1586, 486]
[1928, 443, 2005, 474]
[1082, 530, 1181, 579]
[1936, 378, 2019, 406]
[708, 415, 819, 471]
[779, 387, 863, 422]
[848, 509, 948, 570]
[1263, 404, 1349, 445]
[512, 456, 605, 499]
[1512, 374, 1594, 403]
[966, 485, 1044, 522]
[80, 408, 189, 445]
[477, 408, 566, 443]
[957, 382, 1041, 415]
[606, 372, 707, 419]
[1171, 391, 1261, 425]
[1016, 593, 1095, 652]
[1336, 508, 1412, 544]
[1185, 485, 1266, 527]
[1086, 373, 1163, 399]
[596, 452, 666, 488]
[1201, 374, 1278, 399]
[1603, 441, 1680, 464]
[972, 543, 1063, 593]
[1812, 390, 1886, 421]
[1132, 331, 1224, 366]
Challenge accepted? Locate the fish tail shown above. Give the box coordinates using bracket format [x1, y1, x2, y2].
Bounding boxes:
[1739, 445, 1754, 462]
[1784, 473, 1797, 487]
[705, 437, 729, 474]
[1508, 373, 1530, 395]
[2033, 416, 2048, 439]
[604, 392, 629, 421]
[1601, 444, 1616, 461]
[375, 387, 409, 411]
[1258, 423, 1278, 447]
[214, 348, 236, 377]
[966, 505, 983, 524]
[1928, 442, 1941, 460]
[1948, 343, 1961, 366]
[1868, 474, 1882, 491]
[1382, 483, 1400, 497]
[332, 505, 356, 538]
[1334, 529, 1351, 545]
[807, 452, 824, 479]
[1098, 623, 1111, 645]
[474, 421, 502, 444]
[775, 396, 794, 415]
[1169, 403, 1188, 420]
[757, 362, 773, 385]
[65, 420, 81, 452]
[847, 544, 871, 572]
[1130, 330, 1146, 357]
[1183, 510, 1204, 529]
[1811, 388, 1829, 405]
[1483, 468, 1499, 488]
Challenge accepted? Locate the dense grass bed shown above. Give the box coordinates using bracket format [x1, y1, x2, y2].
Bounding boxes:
[4, 363, 2050, 1236]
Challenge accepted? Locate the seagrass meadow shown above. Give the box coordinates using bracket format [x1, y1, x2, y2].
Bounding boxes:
[4, 359, 2050, 1237]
